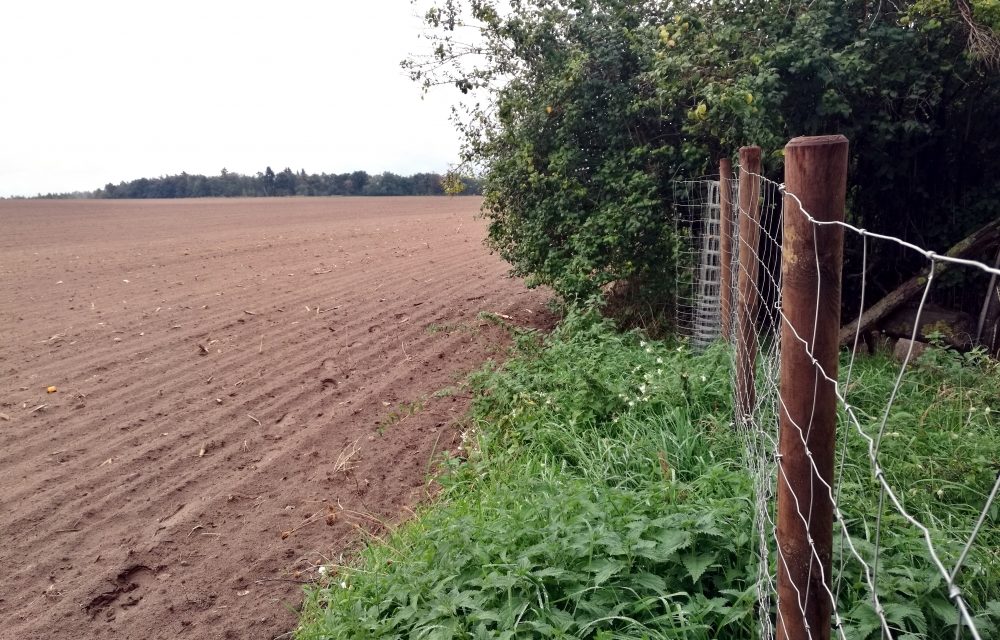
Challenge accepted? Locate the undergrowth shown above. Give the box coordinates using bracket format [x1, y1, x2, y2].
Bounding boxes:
[295, 310, 1000, 639]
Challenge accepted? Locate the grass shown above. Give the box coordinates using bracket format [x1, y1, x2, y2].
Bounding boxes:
[295, 309, 1000, 639]
[376, 398, 428, 435]
[426, 322, 480, 336]
[830, 344, 1000, 637]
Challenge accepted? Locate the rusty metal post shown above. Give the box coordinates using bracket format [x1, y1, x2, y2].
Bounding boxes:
[719, 157, 735, 342]
[776, 135, 848, 640]
[735, 146, 762, 421]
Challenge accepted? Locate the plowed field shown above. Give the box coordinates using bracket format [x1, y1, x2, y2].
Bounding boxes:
[0, 197, 551, 639]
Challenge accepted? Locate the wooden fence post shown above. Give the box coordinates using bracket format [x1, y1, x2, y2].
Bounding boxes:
[776, 135, 848, 640]
[735, 146, 762, 421]
[719, 157, 735, 342]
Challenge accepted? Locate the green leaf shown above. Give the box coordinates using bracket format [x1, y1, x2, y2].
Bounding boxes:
[680, 550, 717, 584]
[630, 572, 667, 592]
[635, 529, 692, 562]
[883, 602, 927, 635]
[846, 601, 883, 639]
[588, 558, 626, 586]
[926, 596, 960, 627]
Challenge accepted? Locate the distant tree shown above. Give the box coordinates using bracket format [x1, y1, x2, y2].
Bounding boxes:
[273, 167, 297, 196]
[263, 166, 276, 196]
[349, 171, 369, 195]
[190, 175, 209, 198]
[296, 169, 315, 196]
[218, 168, 241, 197]
[412, 172, 445, 195]
[363, 172, 415, 196]
[52, 167, 471, 200]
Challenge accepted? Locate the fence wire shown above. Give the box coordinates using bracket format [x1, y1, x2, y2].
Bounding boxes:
[679, 167, 1000, 639]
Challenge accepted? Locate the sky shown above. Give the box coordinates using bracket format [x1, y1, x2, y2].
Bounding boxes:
[0, 0, 464, 197]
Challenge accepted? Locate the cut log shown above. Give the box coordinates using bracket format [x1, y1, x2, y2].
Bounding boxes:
[839, 217, 1000, 347]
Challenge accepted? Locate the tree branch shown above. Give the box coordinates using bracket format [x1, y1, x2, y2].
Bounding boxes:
[839, 216, 1000, 346]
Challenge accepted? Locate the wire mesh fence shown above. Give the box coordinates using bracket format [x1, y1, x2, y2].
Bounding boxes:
[674, 139, 1000, 639]
[673, 178, 724, 349]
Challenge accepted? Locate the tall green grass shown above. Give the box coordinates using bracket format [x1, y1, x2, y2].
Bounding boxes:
[295, 310, 999, 639]
[830, 345, 1000, 637]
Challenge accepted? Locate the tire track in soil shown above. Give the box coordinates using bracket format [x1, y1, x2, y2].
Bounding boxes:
[0, 197, 553, 640]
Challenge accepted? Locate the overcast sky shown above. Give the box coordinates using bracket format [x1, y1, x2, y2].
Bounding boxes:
[0, 0, 464, 197]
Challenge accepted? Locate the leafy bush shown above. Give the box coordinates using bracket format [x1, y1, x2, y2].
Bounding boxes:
[408, 0, 1000, 321]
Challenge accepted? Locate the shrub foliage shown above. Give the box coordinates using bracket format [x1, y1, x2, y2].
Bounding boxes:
[407, 0, 1000, 317]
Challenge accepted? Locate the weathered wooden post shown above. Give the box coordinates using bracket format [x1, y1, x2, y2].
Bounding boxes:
[735, 146, 762, 421]
[719, 157, 735, 342]
[776, 135, 848, 640]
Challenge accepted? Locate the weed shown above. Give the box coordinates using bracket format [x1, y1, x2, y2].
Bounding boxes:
[432, 384, 466, 399]
[377, 398, 427, 434]
[426, 321, 480, 336]
[332, 439, 361, 474]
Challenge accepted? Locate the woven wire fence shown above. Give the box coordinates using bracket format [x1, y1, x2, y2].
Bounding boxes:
[675, 159, 1000, 638]
[735, 166, 999, 639]
[729, 172, 785, 638]
[673, 178, 725, 349]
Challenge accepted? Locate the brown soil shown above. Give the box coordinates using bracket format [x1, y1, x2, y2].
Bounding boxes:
[0, 197, 553, 639]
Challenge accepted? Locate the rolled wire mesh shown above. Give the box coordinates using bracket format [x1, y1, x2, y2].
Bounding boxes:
[673, 178, 723, 348]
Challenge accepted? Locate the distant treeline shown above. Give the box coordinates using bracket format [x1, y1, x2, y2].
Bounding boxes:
[20, 168, 483, 200]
